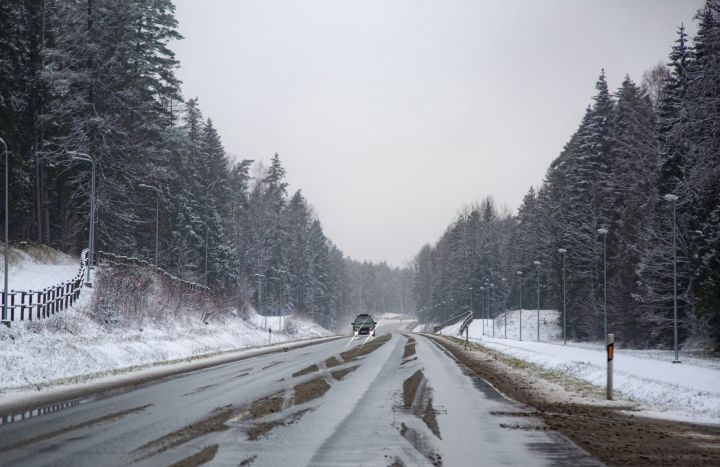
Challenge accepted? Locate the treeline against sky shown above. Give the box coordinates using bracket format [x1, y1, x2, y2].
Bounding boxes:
[0, 0, 410, 329]
[413, 1, 720, 349]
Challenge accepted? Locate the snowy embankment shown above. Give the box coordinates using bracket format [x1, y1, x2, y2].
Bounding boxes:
[0, 307, 331, 392]
[0, 247, 332, 393]
[436, 309, 720, 424]
[0, 244, 78, 290]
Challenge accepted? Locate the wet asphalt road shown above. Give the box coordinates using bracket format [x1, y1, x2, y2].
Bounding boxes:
[0, 322, 599, 466]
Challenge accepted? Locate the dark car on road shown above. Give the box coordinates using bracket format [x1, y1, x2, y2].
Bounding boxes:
[352, 314, 377, 336]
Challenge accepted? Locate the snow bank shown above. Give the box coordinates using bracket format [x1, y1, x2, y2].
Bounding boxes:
[460, 318, 720, 424]
[0, 244, 79, 291]
[0, 305, 332, 392]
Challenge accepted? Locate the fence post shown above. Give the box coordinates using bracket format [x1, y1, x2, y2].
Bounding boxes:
[10, 291, 15, 321]
[20, 291, 26, 320]
[607, 333, 614, 400]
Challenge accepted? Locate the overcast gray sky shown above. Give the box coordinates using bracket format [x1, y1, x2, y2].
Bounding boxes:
[172, 0, 702, 266]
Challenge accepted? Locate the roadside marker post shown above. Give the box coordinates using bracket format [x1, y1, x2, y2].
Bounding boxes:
[465, 326, 469, 350]
[607, 333, 614, 400]
[269, 327, 272, 346]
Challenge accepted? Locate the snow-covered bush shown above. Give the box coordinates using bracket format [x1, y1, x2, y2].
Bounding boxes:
[283, 317, 299, 335]
[90, 265, 216, 327]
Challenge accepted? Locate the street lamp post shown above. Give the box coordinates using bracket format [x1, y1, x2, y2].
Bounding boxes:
[558, 248, 567, 345]
[469, 286, 473, 319]
[490, 283, 495, 337]
[200, 221, 208, 287]
[1, 137, 8, 325]
[253, 273, 267, 329]
[598, 228, 609, 346]
[268, 276, 281, 331]
[517, 271, 523, 340]
[501, 277, 508, 338]
[68, 152, 96, 286]
[271, 267, 296, 331]
[664, 194, 680, 363]
[479, 287, 485, 335]
[534, 260, 541, 341]
[484, 281, 489, 335]
[139, 184, 160, 267]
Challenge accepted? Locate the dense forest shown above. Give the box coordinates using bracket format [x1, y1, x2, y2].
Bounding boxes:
[413, 1, 720, 350]
[0, 0, 412, 329]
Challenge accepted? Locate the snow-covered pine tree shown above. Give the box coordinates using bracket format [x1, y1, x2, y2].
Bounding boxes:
[681, 1, 720, 345]
[606, 77, 660, 345]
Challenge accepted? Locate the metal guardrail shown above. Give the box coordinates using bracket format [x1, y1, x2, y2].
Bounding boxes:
[459, 311, 474, 336]
[433, 310, 473, 333]
[98, 251, 209, 293]
[1, 249, 89, 322]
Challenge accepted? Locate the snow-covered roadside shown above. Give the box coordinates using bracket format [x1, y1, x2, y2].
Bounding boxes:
[0, 332, 339, 417]
[0, 306, 332, 393]
[0, 245, 334, 394]
[0, 245, 79, 291]
[446, 315, 720, 424]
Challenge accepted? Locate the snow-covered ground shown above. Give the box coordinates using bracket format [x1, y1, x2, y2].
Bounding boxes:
[436, 309, 720, 424]
[0, 306, 331, 392]
[439, 308, 560, 341]
[0, 246, 334, 393]
[1, 245, 79, 291]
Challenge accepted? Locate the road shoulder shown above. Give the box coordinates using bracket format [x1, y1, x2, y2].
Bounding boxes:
[427, 334, 720, 466]
[0, 335, 342, 418]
